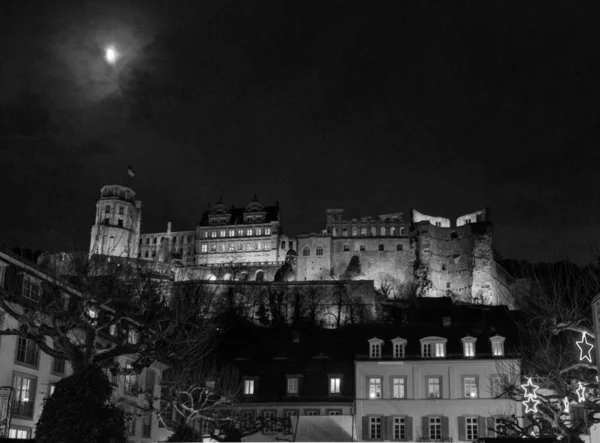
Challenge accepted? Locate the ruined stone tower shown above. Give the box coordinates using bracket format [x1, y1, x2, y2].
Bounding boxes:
[89, 185, 142, 258]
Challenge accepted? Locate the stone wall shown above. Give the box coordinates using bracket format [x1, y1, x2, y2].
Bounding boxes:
[296, 235, 333, 281]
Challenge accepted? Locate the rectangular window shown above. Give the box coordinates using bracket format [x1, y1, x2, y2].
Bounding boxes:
[237, 243, 243, 251]
[13, 374, 36, 418]
[394, 417, 406, 440]
[284, 410, 298, 434]
[281, 241, 285, 249]
[368, 377, 382, 399]
[435, 342, 445, 357]
[15, 336, 39, 367]
[464, 376, 478, 398]
[490, 375, 504, 398]
[446, 282, 451, 289]
[427, 377, 441, 399]
[466, 417, 479, 440]
[371, 227, 377, 236]
[265, 227, 271, 235]
[343, 244, 350, 251]
[287, 377, 299, 395]
[229, 229, 235, 237]
[370, 343, 381, 359]
[9, 428, 31, 439]
[244, 379, 255, 395]
[220, 230, 226, 237]
[211, 231, 217, 238]
[256, 228, 262, 236]
[492, 341, 504, 356]
[369, 416, 382, 439]
[378, 244, 384, 251]
[246, 229, 252, 236]
[328, 409, 342, 416]
[305, 409, 320, 416]
[423, 343, 432, 358]
[329, 377, 341, 394]
[360, 245, 366, 252]
[124, 363, 137, 395]
[22, 279, 41, 302]
[361, 228, 367, 236]
[464, 342, 474, 357]
[393, 343, 404, 359]
[127, 329, 139, 345]
[392, 377, 406, 399]
[429, 417, 442, 440]
[52, 357, 65, 375]
[352, 227, 358, 237]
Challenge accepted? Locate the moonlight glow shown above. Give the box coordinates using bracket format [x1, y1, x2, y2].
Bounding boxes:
[104, 45, 120, 64]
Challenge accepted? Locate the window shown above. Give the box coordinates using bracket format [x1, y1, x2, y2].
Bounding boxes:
[490, 335, 505, 356]
[360, 245, 365, 252]
[238, 229, 244, 236]
[228, 243, 235, 252]
[284, 410, 298, 433]
[52, 357, 65, 375]
[390, 226, 396, 236]
[381, 227, 386, 236]
[464, 376, 478, 398]
[429, 417, 442, 440]
[22, 279, 41, 302]
[118, 206, 124, 216]
[490, 375, 504, 398]
[378, 244, 384, 251]
[316, 246, 324, 256]
[352, 227, 357, 237]
[371, 227, 377, 236]
[127, 409, 136, 435]
[361, 228, 367, 236]
[446, 282, 451, 289]
[203, 231, 208, 238]
[9, 427, 31, 439]
[400, 227, 405, 235]
[302, 246, 310, 256]
[263, 242, 270, 250]
[244, 378, 255, 395]
[369, 339, 382, 359]
[423, 343, 432, 358]
[466, 219, 472, 224]
[281, 241, 285, 249]
[396, 244, 403, 251]
[393, 417, 406, 440]
[495, 417, 507, 436]
[368, 377, 382, 399]
[369, 416, 382, 439]
[127, 329, 139, 345]
[329, 376, 341, 394]
[105, 205, 111, 214]
[256, 228, 262, 236]
[237, 243, 243, 251]
[211, 231, 217, 238]
[220, 230, 226, 237]
[328, 409, 342, 416]
[245, 243, 251, 251]
[392, 340, 405, 359]
[240, 410, 255, 431]
[462, 336, 476, 357]
[142, 413, 152, 438]
[342, 228, 348, 237]
[392, 377, 406, 399]
[427, 377, 441, 399]
[421, 338, 446, 358]
[13, 374, 36, 418]
[466, 417, 479, 440]
[265, 227, 271, 235]
[229, 229, 235, 237]
[287, 377, 299, 395]
[263, 410, 277, 433]
[343, 244, 350, 251]
[246, 229, 253, 236]
[124, 363, 137, 394]
[435, 222, 441, 227]
[15, 335, 39, 367]
[305, 409, 320, 416]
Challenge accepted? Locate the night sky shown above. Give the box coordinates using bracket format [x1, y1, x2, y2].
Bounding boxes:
[1, 0, 600, 264]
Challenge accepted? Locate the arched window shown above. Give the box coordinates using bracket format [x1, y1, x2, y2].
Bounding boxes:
[316, 246, 324, 256]
[255, 271, 265, 282]
[380, 227, 387, 236]
[302, 246, 311, 256]
[239, 272, 249, 281]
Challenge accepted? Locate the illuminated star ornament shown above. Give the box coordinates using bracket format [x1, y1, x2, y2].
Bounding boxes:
[576, 382, 586, 403]
[522, 378, 539, 398]
[576, 332, 594, 362]
[104, 45, 120, 65]
[524, 396, 540, 414]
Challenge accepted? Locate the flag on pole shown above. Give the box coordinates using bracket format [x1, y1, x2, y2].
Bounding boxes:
[128, 165, 136, 178]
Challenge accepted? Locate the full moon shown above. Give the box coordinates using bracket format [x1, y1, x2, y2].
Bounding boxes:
[104, 45, 120, 64]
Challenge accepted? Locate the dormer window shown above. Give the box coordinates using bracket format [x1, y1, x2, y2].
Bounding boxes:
[420, 337, 447, 358]
[462, 336, 477, 358]
[490, 335, 506, 356]
[369, 337, 384, 359]
[392, 338, 406, 359]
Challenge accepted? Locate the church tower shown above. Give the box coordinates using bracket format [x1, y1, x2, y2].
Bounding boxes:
[89, 185, 142, 258]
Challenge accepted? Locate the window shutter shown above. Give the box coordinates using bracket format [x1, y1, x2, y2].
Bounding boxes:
[381, 417, 388, 440]
[478, 416, 487, 438]
[405, 417, 413, 441]
[362, 417, 369, 440]
[486, 417, 496, 437]
[442, 416, 449, 440]
[421, 416, 428, 441]
[386, 416, 394, 441]
[457, 416, 466, 442]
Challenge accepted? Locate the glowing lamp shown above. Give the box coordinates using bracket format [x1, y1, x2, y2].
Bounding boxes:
[523, 396, 540, 413]
[521, 378, 539, 398]
[576, 382, 586, 403]
[104, 45, 120, 64]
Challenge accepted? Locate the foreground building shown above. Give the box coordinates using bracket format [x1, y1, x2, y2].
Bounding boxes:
[0, 248, 166, 442]
[88, 185, 515, 307]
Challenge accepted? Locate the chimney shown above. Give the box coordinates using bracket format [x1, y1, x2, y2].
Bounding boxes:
[167, 221, 172, 234]
[442, 317, 451, 327]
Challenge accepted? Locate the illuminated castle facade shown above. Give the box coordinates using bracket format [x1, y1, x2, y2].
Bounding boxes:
[89, 185, 514, 306]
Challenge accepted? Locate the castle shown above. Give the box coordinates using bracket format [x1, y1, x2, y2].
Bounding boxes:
[89, 185, 514, 306]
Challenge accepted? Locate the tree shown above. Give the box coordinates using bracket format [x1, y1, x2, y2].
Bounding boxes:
[494, 261, 600, 442]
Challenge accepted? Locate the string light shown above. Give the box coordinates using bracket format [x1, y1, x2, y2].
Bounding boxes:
[576, 382, 586, 403]
[576, 332, 594, 362]
[523, 396, 540, 413]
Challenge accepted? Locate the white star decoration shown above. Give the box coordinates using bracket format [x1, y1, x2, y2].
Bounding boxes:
[522, 378, 539, 398]
[576, 382, 586, 403]
[523, 396, 540, 413]
[576, 332, 594, 362]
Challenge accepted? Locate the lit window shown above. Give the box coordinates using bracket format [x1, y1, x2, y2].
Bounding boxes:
[229, 230, 235, 237]
[201, 244, 208, 253]
[392, 377, 406, 399]
[421, 338, 446, 358]
[256, 228, 262, 236]
[369, 416, 382, 439]
[464, 376, 478, 398]
[105, 206, 111, 214]
[13, 374, 36, 418]
[381, 227, 386, 236]
[246, 229, 252, 236]
[390, 226, 396, 236]
[329, 376, 341, 394]
[490, 335, 505, 356]
[316, 246, 324, 256]
[435, 343, 445, 357]
[393, 417, 406, 440]
[464, 342, 475, 357]
[368, 377, 382, 399]
[244, 379, 255, 395]
[238, 229, 244, 236]
[287, 377, 299, 395]
[220, 230, 226, 237]
[429, 417, 441, 440]
[393, 342, 405, 359]
[361, 228, 367, 236]
[265, 227, 271, 235]
[204, 231, 208, 238]
[9, 428, 31, 439]
[211, 231, 216, 238]
[302, 246, 310, 256]
[466, 417, 479, 440]
[228, 244, 235, 252]
[427, 377, 441, 399]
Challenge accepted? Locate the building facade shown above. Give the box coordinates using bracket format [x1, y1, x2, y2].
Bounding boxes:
[355, 324, 522, 442]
